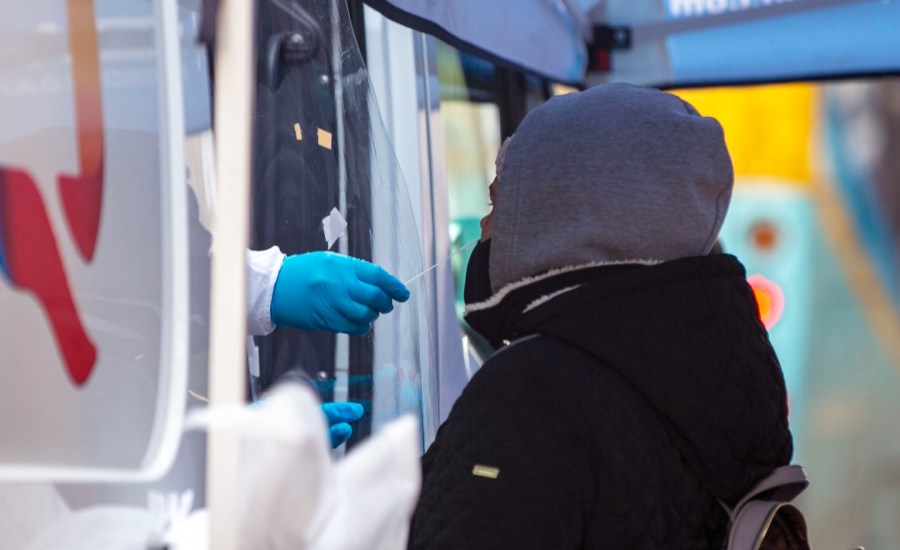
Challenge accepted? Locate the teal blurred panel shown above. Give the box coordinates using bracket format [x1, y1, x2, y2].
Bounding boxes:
[801, 228, 900, 548]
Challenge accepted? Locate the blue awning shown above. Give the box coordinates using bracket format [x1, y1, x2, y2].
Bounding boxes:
[363, 0, 900, 87]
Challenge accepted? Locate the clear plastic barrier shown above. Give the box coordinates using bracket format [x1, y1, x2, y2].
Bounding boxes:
[251, 0, 437, 447]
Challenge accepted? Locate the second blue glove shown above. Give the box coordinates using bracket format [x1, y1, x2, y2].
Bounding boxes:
[322, 401, 365, 448]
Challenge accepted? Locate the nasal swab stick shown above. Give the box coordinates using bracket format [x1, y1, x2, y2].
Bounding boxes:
[405, 239, 479, 286]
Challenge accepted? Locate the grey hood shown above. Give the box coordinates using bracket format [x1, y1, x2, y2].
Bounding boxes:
[490, 83, 734, 292]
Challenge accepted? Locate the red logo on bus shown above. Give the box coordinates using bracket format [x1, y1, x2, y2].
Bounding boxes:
[0, 0, 104, 386]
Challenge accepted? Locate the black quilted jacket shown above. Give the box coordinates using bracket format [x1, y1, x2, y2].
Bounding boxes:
[408, 254, 793, 549]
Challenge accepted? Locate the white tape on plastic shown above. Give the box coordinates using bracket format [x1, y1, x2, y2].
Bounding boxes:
[322, 207, 348, 250]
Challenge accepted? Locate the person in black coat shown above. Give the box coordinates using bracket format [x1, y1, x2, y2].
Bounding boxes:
[408, 83, 793, 549]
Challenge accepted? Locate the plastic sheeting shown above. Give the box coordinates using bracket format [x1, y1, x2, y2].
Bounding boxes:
[0, 385, 420, 549]
[364, 0, 900, 87]
[251, 0, 438, 447]
[187, 384, 421, 550]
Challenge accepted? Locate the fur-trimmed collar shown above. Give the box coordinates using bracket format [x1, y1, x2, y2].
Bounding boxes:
[464, 259, 661, 315]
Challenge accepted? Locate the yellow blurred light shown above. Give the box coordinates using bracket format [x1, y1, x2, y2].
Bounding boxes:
[672, 84, 816, 186]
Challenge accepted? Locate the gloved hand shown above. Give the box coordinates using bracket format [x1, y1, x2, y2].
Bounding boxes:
[271, 252, 410, 335]
[322, 401, 365, 448]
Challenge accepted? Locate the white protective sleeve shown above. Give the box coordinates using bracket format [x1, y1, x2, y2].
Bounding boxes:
[246, 246, 285, 336]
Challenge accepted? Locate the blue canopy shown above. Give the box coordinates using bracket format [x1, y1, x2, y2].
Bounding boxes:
[363, 0, 900, 86]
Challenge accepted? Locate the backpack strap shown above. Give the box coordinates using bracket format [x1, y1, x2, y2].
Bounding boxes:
[724, 465, 809, 550]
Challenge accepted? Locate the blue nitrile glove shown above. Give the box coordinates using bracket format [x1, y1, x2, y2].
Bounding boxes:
[322, 401, 365, 448]
[271, 252, 411, 335]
